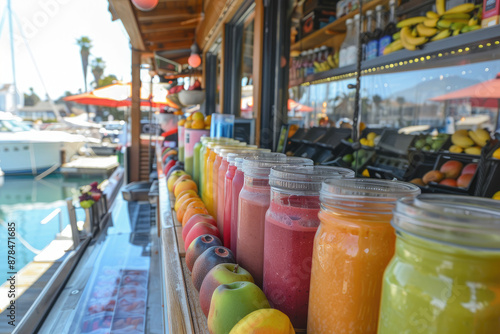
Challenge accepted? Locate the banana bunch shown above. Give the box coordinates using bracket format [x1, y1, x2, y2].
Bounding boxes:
[450, 129, 490, 155]
[313, 53, 339, 73]
[387, 1, 482, 54]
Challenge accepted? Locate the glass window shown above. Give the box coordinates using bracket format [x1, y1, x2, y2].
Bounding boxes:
[291, 59, 500, 132]
[240, 17, 254, 119]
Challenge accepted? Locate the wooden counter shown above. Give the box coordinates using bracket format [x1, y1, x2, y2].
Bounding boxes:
[157, 167, 210, 334]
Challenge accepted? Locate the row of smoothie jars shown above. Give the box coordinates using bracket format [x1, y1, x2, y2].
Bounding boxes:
[261, 171, 500, 333]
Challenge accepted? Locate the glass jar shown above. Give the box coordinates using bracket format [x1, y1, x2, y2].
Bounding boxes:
[378, 195, 500, 334]
[200, 138, 234, 201]
[308, 178, 420, 334]
[230, 153, 285, 257]
[237, 156, 313, 287]
[263, 166, 354, 329]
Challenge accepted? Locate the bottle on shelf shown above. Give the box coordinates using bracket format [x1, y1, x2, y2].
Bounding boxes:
[345, 13, 361, 66]
[299, 51, 307, 79]
[362, 10, 375, 61]
[366, 5, 384, 61]
[306, 49, 314, 76]
[378, 0, 397, 56]
[338, 18, 354, 67]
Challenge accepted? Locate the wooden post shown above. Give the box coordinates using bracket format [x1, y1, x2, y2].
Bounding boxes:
[130, 48, 142, 182]
[253, 0, 264, 146]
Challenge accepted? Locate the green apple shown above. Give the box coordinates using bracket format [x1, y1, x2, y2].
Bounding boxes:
[208, 281, 270, 334]
[199, 264, 254, 317]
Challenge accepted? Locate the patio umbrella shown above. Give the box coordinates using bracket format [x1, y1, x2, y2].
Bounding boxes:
[430, 73, 500, 128]
[288, 99, 313, 112]
[64, 82, 179, 109]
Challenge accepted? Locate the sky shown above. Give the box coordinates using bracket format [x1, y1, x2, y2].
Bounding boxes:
[0, 0, 132, 100]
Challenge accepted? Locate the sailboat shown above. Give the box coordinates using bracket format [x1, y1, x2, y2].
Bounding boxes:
[0, 1, 98, 175]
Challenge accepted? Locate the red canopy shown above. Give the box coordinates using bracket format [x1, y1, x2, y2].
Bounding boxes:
[430, 73, 500, 108]
[64, 82, 179, 109]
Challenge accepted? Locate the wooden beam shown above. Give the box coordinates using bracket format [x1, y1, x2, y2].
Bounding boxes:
[130, 49, 142, 182]
[141, 21, 198, 33]
[254, 0, 264, 146]
[143, 31, 194, 42]
[108, 0, 145, 50]
[137, 8, 199, 22]
[147, 41, 193, 51]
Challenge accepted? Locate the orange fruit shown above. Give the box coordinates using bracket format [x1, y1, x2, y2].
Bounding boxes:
[204, 115, 212, 126]
[175, 189, 198, 204]
[192, 112, 204, 121]
[187, 115, 193, 121]
[174, 191, 199, 212]
[178, 119, 186, 126]
[182, 204, 209, 226]
[177, 197, 204, 222]
[191, 119, 205, 130]
[174, 179, 198, 198]
[173, 174, 192, 194]
[185, 120, 193, 129]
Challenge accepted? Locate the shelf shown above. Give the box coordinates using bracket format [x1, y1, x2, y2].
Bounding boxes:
[289, 26, 500, 87]
[291, 0, 388, 52]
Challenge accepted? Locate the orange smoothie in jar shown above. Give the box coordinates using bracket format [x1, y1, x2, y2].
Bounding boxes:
[307, 178, 420, 334]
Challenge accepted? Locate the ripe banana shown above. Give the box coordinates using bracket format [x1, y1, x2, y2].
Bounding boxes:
[401, 26, 427, 47]
[397, 16, 427, 28]
[313, 61, 322, 72]
[455, 129, 469, 136]
[431, 29, 451, 41]
[453, 29, 461, 36]
[441, 13, 471, 20]
[436, 0, 446, 16]
[469, 129, 490, 147]
[449, 145, 463, 153]
[383, 39, 403, 55]
[400, 29, 416, 51]
[424, 18, 439, 27]
[327, 55, 336, 68]
[444, 3, 475, 15]
[451, 131, 474, 147]
[427, 11, 440, 19]
[416, 24, 438, 37]
[393, 31, 401, 40]
[411, 27, 418, 37]
[469, 16, 479, 26]
[465, 146, 481, 155]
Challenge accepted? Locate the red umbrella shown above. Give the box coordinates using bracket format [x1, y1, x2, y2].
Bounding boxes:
[430, 73, 500, 128]
[430, 73, 500, 108]
[288, 99, 313, 112]
[64, 82, 179, 109]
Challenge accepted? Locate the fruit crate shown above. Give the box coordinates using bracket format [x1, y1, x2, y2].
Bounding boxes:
[475, 140, 500, 198]
[409, 133, 451, 156]
[290, 127, 329, 158]
[367, 155, 412, 180]
[321, 146, 376, 175]
[376, 129, 417, 156]
[426, 153, 481, 195]
[311, 128, 352, 163]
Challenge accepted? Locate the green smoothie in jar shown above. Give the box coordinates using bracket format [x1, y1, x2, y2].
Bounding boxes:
[378, 195, 500, 334]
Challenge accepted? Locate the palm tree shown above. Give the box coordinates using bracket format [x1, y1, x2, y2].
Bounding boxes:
[91, 57, 105, 88]
[76, 36, 92, 92]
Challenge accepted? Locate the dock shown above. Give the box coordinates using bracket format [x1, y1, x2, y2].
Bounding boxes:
[60, 156, 119, 177]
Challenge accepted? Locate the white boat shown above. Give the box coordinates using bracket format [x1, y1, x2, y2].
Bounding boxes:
[0, 112, 92, 175]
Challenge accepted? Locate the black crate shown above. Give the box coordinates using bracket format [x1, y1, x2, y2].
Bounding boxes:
[475, 140, 500, 198]
[376, 129, 416, 157]
[427, 153, 481, 195]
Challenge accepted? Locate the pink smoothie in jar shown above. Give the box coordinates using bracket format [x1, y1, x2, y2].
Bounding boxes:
[263, 166, 354, 329]
[237, 156, 313, 287]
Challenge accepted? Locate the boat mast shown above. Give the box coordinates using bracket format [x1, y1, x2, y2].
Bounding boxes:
[7, 0, 17, 112]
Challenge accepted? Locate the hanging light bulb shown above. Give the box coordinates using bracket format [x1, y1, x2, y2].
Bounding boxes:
[188, 42, 202, 68]
[132, 0, 158, 11]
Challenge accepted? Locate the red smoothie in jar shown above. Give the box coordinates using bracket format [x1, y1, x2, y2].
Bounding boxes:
[217, 157, 230, 236]
[237, 157, 313, 287]
[263, 166, 354, 329]
[223, 162, 237, 249]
